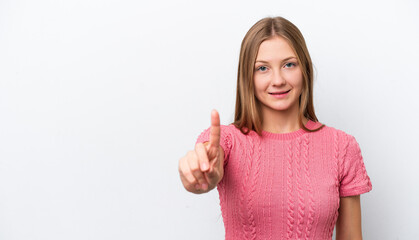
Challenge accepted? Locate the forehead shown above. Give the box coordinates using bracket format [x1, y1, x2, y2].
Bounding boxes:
[256, 36, 296, 61]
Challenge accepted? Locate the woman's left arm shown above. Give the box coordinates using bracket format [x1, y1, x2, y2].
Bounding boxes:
[335, 195, 363, 240]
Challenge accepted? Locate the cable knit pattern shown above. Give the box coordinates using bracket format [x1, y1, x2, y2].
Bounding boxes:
[302, 134, 314, 239]
[237, 135, 248, 239]
[339, 135, 373, 197]
[286, 139, 294, 239]
[296, 136, 305, 238]
[327, 131, 342, 238]
[240, 134, 254, 239]
[195, 120, 373, 240]
[245, 132, 262, 240]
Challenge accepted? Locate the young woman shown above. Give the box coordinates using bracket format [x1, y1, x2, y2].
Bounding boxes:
[178, 16, 372, 240]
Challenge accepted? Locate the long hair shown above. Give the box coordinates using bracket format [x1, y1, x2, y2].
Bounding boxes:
[233, 16, 325, 135]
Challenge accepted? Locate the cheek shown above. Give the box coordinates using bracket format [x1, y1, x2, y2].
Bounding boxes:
[253, 78, 265, 101]
[286, 71, 303, 88]
[253, 84, 262, 99]
[253, 76, 264, 92]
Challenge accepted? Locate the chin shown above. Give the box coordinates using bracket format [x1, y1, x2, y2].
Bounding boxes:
[273, 107, 292, 111]
[266, 105, 292, 112]
[267, 101, 297, 112]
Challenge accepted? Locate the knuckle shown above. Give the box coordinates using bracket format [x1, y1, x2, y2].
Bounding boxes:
[189, 159, 199, 171]
[191, 167, 202, 177]
[187, 154, 198, 165]
[183, 170, 193, 180]
[192, 171, 204, 181]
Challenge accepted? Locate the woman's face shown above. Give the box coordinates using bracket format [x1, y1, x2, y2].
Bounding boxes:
[253, 36, 303, 114]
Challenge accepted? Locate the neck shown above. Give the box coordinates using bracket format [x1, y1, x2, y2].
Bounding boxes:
[261, 102, 308, 134]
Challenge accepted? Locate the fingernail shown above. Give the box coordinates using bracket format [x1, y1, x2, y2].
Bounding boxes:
[201, 183, 208, 190]
[195, 184, 200, 190]
[201, 162, 208, 171]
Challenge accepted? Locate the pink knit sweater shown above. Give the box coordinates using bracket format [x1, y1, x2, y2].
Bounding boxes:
[196, 120, 372, 240]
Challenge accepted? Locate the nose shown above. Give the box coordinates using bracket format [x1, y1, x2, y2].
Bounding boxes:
[271, 68, 286, 86]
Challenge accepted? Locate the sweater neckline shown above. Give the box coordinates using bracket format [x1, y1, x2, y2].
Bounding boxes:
[261, 120, 319, 140]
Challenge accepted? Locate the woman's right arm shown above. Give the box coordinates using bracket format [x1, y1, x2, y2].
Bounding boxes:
[178, 110, 225, 194]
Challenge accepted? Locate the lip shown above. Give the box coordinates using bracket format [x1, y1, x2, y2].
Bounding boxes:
[270, 90, 290, 94]
[269, 89, 290, 98]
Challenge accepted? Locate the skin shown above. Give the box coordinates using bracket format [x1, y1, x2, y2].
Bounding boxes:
[336, 195, 363, 240]
[255, 36, 363, 239]
[253, 35, 308, 133]
[178, 110, 224, 194]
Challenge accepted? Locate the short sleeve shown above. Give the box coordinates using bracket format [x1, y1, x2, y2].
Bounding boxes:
[339, 135, 373, 197]
[195, 124, 233, 166]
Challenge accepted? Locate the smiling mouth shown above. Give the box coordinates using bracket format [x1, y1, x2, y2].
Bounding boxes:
[269, 90, 291, 95]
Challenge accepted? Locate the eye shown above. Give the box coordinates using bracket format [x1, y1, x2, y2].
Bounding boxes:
[284, 62, 296, 68]
[256, 66, 268, 72]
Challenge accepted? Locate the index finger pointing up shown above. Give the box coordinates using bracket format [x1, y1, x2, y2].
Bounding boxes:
[208, 109, 220, 158]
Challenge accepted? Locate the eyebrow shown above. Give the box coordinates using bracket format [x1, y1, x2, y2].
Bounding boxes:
[255, 56, 297, 64]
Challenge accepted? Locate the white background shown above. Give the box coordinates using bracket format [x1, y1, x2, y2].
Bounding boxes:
[1, 0, 418, 239]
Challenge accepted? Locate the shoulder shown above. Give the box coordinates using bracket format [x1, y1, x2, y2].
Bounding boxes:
[316, 123, 357, 143]
[217, 123, 246, 136]
[218, 124, 245, 143]
[224, 123, 242, 133]
[319, 124, 363, 162]
[311, 123, 362, 156]
[197, 123, 243, 140]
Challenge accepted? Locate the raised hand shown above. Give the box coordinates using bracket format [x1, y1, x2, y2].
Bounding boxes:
[178, 109, 225, 194]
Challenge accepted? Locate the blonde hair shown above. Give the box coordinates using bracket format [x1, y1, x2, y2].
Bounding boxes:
[233, 16, 325, 135]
